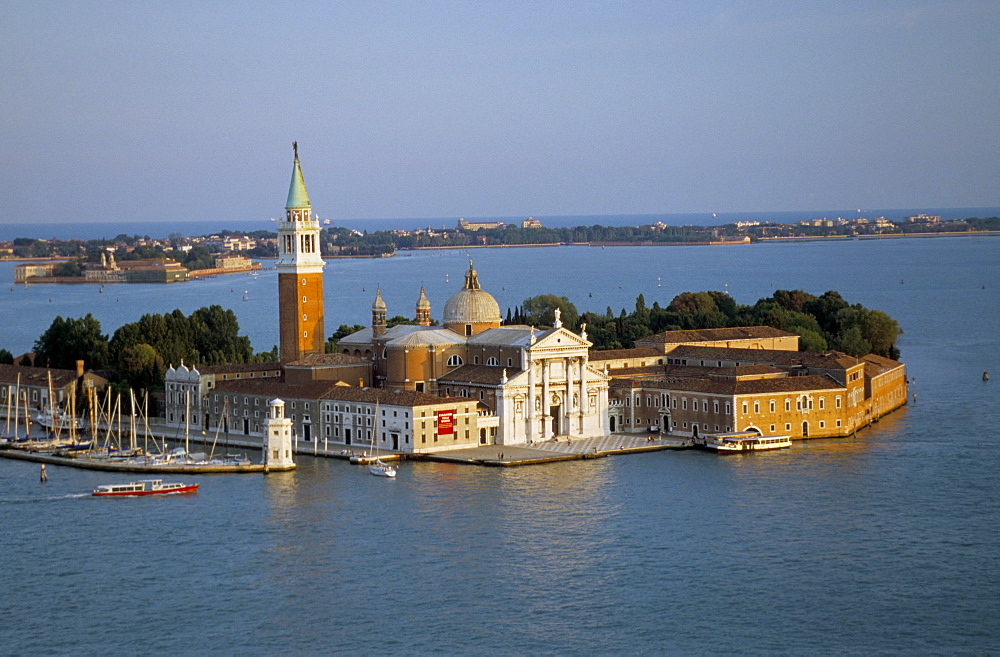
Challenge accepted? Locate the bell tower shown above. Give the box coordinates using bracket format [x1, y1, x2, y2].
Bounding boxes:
[277, 142, 326, 363]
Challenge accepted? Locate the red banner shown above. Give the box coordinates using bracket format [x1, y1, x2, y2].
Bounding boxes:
[437, 409, 455, 436]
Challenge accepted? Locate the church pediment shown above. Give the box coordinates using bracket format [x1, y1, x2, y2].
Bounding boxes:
[529, 327, 592, 353]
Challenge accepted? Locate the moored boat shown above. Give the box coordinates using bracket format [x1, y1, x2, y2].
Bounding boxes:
[699, 432, 792, 454]
[92, 479, 199, 497]
[369, 459, 397, 478]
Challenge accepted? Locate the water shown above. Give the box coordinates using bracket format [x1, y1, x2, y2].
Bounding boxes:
[1, 205, 997, 241]
[1, 235, 999, 654]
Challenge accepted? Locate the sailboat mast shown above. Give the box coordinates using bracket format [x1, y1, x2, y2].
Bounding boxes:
[129, 388, 137, 452]
[11, 374, 19, 439]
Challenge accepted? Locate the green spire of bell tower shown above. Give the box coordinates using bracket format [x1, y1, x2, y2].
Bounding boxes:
[286, 140, 311, 210]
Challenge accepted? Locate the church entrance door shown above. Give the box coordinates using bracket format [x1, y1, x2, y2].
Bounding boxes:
[550, 405, 560, 437]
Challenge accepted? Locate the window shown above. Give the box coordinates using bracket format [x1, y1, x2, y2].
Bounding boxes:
[447, 355, 464, 367]
[785, 399, 791, 412]
[741, 402, 748, 414]
[753, 401, 760, 414]
[769, 400, 775, 413]
[819, 397, 825, 410]
[487, 357, 499, 366]
[836, 396, 842, 409]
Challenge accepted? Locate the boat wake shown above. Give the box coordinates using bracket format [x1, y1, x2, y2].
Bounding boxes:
[0, 493, 90, 505]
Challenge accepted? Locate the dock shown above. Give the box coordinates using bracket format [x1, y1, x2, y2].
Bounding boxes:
[0, 448, 285, 473]
[424, 434, 690, 467]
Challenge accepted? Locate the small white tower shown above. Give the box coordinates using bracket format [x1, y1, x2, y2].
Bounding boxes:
[263, 398, 296, 471]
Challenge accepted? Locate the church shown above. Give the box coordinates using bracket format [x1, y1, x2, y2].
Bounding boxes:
[337, 267, 611, 445]
[163, 145, 611, 454]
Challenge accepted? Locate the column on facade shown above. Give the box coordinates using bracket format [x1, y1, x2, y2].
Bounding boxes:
[564, 356, 573, 436]
[542, 358, 550, 440]
[578, 357, 587, 434]
[526, 352, 535, 441]
[630, 387, 636, 430]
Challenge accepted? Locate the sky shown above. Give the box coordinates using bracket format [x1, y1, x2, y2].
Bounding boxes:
[2, 1, 998, 225]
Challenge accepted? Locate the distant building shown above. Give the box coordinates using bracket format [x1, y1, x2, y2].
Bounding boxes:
[521, 217, 542, 229]
[85, 257, 188, 283]
[214, 254, 254, 271]
[458, 218, 506, 231]
[906, 214, 941, 223]
[14, 262, 58, 283]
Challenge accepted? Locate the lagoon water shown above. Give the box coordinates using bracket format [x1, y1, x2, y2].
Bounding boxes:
[1, 235, 999, 654]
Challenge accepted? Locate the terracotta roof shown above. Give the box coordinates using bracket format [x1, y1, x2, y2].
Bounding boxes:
[198, 362, 282, 374]
[286, 354, 368, 367]
[213, 379, 456, 408]
[612, 373, 842, 396]
[0, 363, 78, 388]
[320, 387, 458, 407]
[214, 379, 342, 399]
[640, 326, 796, 345]
[862, 354, 905, 375]
[588, 347, 663, 362]
[437, 364, 509, 386]
[666, 345, 864, 371]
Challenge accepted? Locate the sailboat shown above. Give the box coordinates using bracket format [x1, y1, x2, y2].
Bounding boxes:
[368, 399, 396, 478]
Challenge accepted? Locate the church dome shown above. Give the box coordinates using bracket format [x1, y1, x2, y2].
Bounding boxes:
[443, 262, 501, 326]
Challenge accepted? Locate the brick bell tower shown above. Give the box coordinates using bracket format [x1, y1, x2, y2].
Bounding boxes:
[277, 142, 326, 363]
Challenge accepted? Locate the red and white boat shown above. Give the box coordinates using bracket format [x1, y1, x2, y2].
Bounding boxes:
[92, 479, 199, 497]
[699, 432, 792, 454]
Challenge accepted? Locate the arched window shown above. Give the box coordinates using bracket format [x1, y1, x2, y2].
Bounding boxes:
[447, 355, 464, 367]
[487, 357, 499, 366]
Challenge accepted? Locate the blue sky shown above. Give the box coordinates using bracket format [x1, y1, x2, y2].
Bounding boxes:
[2, 1, 997, 225]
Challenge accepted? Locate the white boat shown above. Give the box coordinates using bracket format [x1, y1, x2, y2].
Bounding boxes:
[92, 479, 199, 497]
[369, 459, 396, 478]
[36, 408, 85, 431]
[367, 398, 396, 477]
[700, 432, 792, 454]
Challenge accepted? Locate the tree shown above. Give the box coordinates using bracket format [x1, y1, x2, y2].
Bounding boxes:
[33, 314, 110, 370]
[521, 294, 579, 329]
[118, 343, 165, 390]
[0, 349, 13, 364]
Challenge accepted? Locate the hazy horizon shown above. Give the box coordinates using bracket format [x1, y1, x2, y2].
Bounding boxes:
[3, 2, 997, 225]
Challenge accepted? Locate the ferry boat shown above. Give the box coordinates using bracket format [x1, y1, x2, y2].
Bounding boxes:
[92, 479, 199, 497]
[699, 432, 792, 454]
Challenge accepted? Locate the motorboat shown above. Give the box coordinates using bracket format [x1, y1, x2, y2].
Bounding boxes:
[92, 480, 199, 497]
[699, 432, 792, 454]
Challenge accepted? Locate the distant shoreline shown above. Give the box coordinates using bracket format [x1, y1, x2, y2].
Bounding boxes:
[2, 230, 998, 266]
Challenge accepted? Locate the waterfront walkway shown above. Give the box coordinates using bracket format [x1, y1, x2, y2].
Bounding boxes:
[426, 434, 690, 466]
